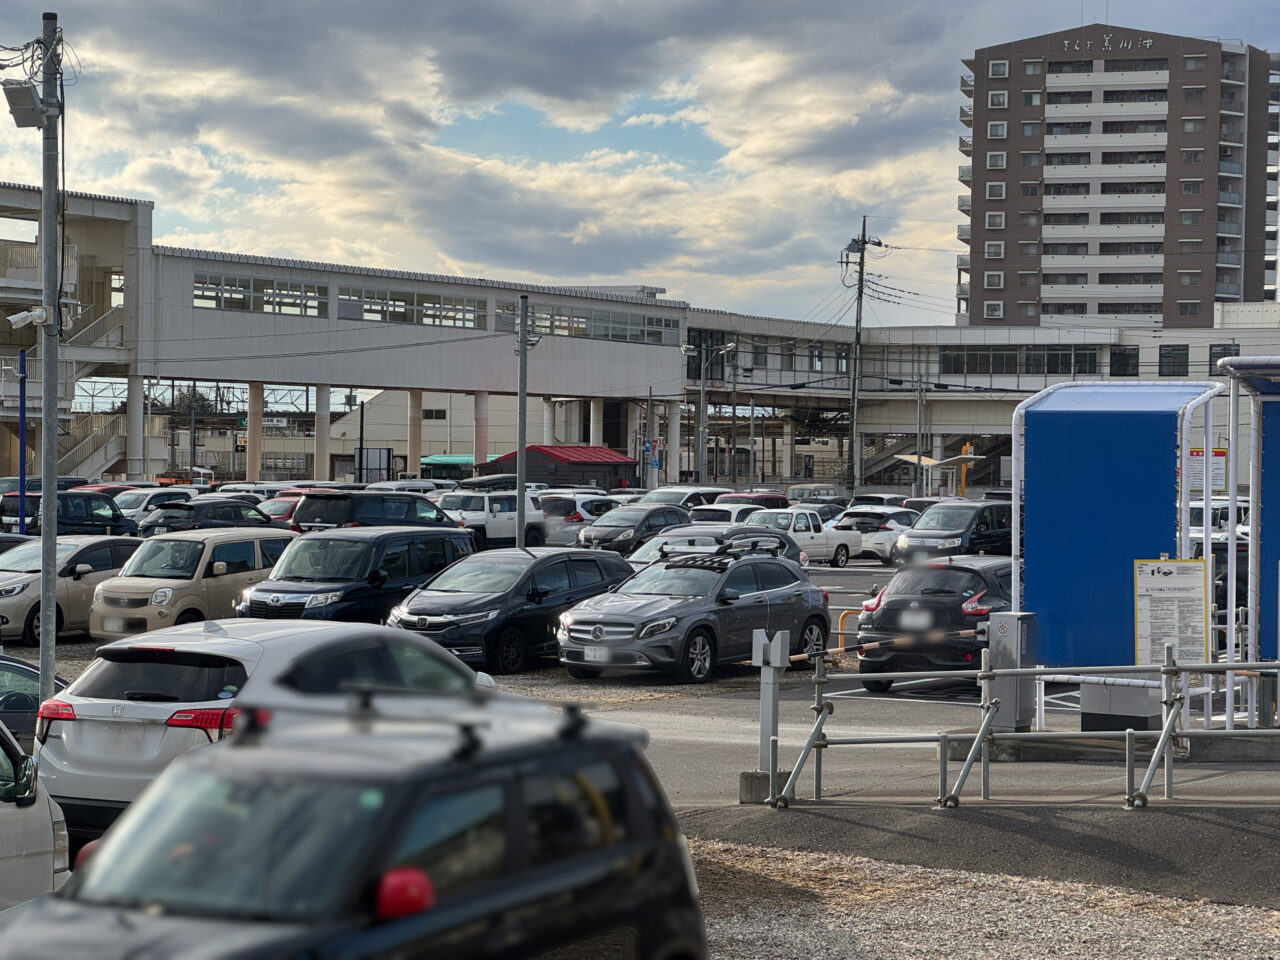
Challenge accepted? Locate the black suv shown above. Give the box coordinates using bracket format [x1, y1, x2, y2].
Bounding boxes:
[576, 504, 689, 555]
[237, 527, 475, 624]
[892, 500, 1013, 564]
[0, 703, 708, 959]
[138, 496, 272, 538]
[294, 490, 451, 532]
[1, 492, 138, 537]
[856, 555, 1015, 691]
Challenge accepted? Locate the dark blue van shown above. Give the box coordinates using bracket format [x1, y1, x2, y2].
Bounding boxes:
[235, 526, 474, 624]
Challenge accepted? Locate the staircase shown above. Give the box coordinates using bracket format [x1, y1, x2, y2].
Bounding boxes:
[65, 305, 129, 380]
[861, 436, 920, 482]
[58, 413, 126, 477]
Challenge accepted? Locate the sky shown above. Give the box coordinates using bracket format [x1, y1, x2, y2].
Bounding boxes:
[2, 0, 1278, 332]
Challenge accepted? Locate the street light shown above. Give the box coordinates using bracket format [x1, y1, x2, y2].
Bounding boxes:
[681, 341, 735, 483]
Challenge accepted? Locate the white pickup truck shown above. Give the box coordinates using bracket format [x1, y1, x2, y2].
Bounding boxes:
[742, 507, 862, 567]
[437, 491, 546, 549]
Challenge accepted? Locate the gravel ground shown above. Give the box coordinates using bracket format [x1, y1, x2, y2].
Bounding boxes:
[692, 839, 1280, 960]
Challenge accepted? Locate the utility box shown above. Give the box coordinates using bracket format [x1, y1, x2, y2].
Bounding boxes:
[1080, 681, 1162, 731]
[989, 612, 1037, 733]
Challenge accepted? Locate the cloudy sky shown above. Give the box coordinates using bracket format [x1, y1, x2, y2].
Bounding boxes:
[2, 0, 1277, 329]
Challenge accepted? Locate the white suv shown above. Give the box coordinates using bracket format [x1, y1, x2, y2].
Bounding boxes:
[436, 490, 546, 549]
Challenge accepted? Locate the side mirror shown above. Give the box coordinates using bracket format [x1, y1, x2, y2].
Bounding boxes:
[719, 588, 740, 604]
[11, 755, 37, 808]
[375, 866, 435, 922]
[369, 568, 389, 586]
[211, 561, 228, 577]
[475, 672, 496, 689]
[527, 586, 547, 604]
[490, 505, 502, 515]
[74, 837, 100, 871]
[73, 563, 92, 579]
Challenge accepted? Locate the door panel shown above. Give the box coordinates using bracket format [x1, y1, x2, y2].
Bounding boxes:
[717, 565, 767, 660]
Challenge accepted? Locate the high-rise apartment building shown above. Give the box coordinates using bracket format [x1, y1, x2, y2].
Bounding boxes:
[957, 25, 1279, 328]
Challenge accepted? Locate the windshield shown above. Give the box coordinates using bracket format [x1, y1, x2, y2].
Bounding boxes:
[0, 541, 75, 573]
[423, 557, 528, 593]
[272, 539, 373, 582]
[593, 507, 648, 528]
[121, 539, 207, 580]
[639, 490, 687, 504]
[914, 506, 978, 532]
[113, 491, 152, 510]
[744, 511, 792, 531]
[258, 498, 295, 518]
[1190, 507, 1205, 527]
[438, 494, 485, 512]
[629, 534, 722, 563]
[66, 765, 387, 922]
[617, 563, 721, 597]
[0, 479, 16, 496]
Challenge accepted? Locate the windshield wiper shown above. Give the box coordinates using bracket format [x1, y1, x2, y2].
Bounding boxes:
[123, 691, 181, 702]
[919, 588, 957, 596]
[276, 575, 321, 582]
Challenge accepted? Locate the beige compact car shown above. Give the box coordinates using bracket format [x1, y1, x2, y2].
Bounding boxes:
[90, 528, 296, 640]
[0, 536, 140, 646]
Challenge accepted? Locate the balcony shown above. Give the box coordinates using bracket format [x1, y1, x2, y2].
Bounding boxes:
[1219, 160, 1244, 175]
[1269, 209, 1279, 226]
[1045, 101, 1168, 119]
[959, 135, 972, 156]
[1216, 282, 1242, 296]
[1043, 162, 1166, 179]
[1218, 191, 1243, 205]
[1041, 253, 1163, 270]
[1044, 131, 1168, 150]
[1221, 68, 1246, 83]
[961, 74, 974, 96]
[958, 195, 972, 214]
[958, 164, 972, 184]
[960, 105, 973, 127]
[1219, 98, 1245, 114]
[957, 224, 971, 242]
[1043, 192, 1165, 209]
[1042, 222, 1165, 239]
[956, 254, 970, 270]
[1216, 252, 1243, 265]
[1220, 127, 1245, 146]
[1041, 283, 1163, 299]
[956, 282, 970, 298]
[1217, 221, 1243, 236]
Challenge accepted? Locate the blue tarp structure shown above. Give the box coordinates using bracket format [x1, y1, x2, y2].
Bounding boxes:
[1017, 382, 1219, 667]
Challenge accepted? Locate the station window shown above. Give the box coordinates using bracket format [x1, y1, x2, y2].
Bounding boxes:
[1159, 344, 1189, 377]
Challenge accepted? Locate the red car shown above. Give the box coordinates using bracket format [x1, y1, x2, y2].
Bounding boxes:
[258, 495, 305, 531]
[70, 484, 137, 498]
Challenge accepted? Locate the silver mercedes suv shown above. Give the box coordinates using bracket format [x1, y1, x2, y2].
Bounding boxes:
[557, 547, 829, 683]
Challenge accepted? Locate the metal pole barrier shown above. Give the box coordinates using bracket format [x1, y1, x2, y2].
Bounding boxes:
[942, 648, 1000, 807]
[1124, 727, 1136, 807]
[812, 655, 828, 800]
[778, 707, 831, 806]
[1035, 666, 1045, 732]
[768, 736, 778, 805]
[1164, 648, 1177, 799]
[1133, 646, 1180, 807]
[937, 734, 949, 807]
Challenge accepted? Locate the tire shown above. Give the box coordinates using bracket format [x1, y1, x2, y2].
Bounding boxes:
[174, 609, 205, 625]
[879, 553, 895, 566]
[472, 529, 489, 551]
[829, 545, 849, 568]
[859, 661, 893, 693]
[566, 664, 602, 680]
[489, 627, 527, 675]
[19, 604, 61, 648]
[794, 618, 828, 666]
[674, 631, 715, 684]
[524, 527, 545, 547]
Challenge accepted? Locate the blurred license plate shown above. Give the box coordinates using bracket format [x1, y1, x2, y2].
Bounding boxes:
[899, 610, 932, 630]
[150, 526, 168, 535]
[583, 646, 610, 663]
[102, 617, 124, 632]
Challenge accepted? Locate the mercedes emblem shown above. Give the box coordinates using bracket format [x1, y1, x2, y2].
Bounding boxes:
[591, 625, 606, 642]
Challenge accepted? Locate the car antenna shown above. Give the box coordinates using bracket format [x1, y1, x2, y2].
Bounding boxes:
[453, 722, 482, 760]
[559, 702, 587, 740]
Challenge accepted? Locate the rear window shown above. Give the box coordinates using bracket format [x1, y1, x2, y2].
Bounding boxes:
[258, 498, 295, 518]
[541, 497, 577, 518]
[885, 568, 988, 599]
[0, 496, 37, 518]
[914, 506, 978, 532]
[295, 497, 350, 526]
[690, 507, 732, 523]
[73, 650, 248, 703]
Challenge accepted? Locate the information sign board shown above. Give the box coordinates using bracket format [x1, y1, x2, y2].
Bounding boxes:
[1134, 559, 1208, 665]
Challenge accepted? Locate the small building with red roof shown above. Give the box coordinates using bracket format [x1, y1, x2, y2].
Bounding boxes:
[477, 444, 639, 488]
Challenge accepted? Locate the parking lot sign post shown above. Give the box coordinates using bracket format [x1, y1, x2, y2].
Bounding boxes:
[740, 629, 790, 804]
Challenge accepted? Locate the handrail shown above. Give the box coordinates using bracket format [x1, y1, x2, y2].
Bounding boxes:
[57, 413, 123, 475]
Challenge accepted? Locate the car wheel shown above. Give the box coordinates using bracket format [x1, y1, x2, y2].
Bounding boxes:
[879, 553, 895, 567]
[830, 545, 849, 568]
[566, 664, 602, 680]
[674, 631, 715, 684]
[473, 529, 488, 551]
[20, 604, 62, 647]
[174, 610, 204, 625]
[858, 660, 893, 693]
[524, 527, 544, 547]
[489, 627, 527, 674]
[792, 618, 829, 669]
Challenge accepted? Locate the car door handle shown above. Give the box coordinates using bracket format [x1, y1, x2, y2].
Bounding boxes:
[790, 592, 803, 599]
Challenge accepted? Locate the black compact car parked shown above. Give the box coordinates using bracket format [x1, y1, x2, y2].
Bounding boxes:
[236, 527, 475, 624]
[0, 703, 708, 960]
[388, 548, 634, 673]
[856, 555, 1015, 691]
[293, 490, 452, 532]
[1, 492, 138, 537]
[892, 500, 1013, 563]
[576, 504, 689, 555]
[137, 496, 272, 537]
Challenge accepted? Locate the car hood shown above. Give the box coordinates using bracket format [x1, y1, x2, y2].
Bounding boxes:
[403, 590, 503, 614]
[580, 526, 628, 542]
[0, 896, 319, 959]
[904, 526, 968, 539]
[569, 592, 690, 619]
[0, 569, 38, 589]
[99, 575, 192, 597]
[249, 579, 357, 596]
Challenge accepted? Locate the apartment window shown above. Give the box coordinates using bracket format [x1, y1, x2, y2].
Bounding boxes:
[986, 182, 1006, 200]
[1104, 58, 1168, 72]
[1046, 121, 1092, 136]
[1075, 346, 1099, 375]
[1019, 242, 1040, 256]
[835, 344, 849, 374]
[1180, 210, 1202, 225]
[1048, 60, 1093, 74]
[1045, 152, 1091, 166]
[1018, 272, 1039, 287]
[1018, 303, 1038, 319]
[1178, 239, 1204, 253]
[1208, 343, 1237, 372]
[983, 301, 1004, 319]
[1047, 90, 1093, 104]
[984, 271, 1005, 290]
[1021, 183, 1040, 197]
[988, 121, 1007, 139]
[1098, 302, 1162, 314]
[1159, 344, 1189, 377]
[752, 339, 768, 368]
[1178, 271, 1201, 287]
[1043, 242, 1087, 255]
[1098, 273, 1162, 284]
[1182, 303, 1204, 318]
[1099, 211, 1163, 224]
[1042, 273, 1087, 285]
[1183, 86, 1205, 103]
[1184, 56, 1206, 71]
[1178, 152, 1203, 170]
[1020, 212, 1040, 227]
[1183, 118, 1204, 133]
[1024, 60, 1043, 76]
[1023, 91, 1042, 106]
[1100, 150, 1165, 164]
[1101, 120, 1166, 134]
[989, 60, 1009, 78]
[1099, 242, 1162, 254]
[1044, 212, 1088, 225]
[987, 151, 1007, 170]
[1103, 89, 1167, 103]
[986, 211, 1006, 229]
[1181, 180, 1202, 195]
[1021, 152, 1041, 167]
[1110, 345, 1140, 376]
[984, 241, 1005, 259]
[1099, 182, 1163, 195]
[988, 91, 1008, 109]
[1022, 121, 1041, 136]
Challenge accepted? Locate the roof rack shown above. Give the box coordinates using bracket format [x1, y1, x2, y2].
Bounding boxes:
[716, 536, 785, 557]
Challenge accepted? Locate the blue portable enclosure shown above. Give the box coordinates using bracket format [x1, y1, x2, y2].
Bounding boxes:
[1014, 382, 1220, 667]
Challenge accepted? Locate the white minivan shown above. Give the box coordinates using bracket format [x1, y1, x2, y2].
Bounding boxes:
[0, 722, 68, 909]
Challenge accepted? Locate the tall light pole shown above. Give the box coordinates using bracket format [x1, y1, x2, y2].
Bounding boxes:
[681, 340, 735, 484]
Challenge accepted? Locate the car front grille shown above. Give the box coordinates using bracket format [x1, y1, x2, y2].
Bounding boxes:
[568, 622, 636, 643]
[100, 595, 149, 609]
[249, 598, 308, 618]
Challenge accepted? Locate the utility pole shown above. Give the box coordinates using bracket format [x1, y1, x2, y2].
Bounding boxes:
[38, 11, 60, 702]
[748, 398, 756, 488]
[698, 344, 708, 483]
[915, 366, 925, 497]
[729, 349, 737, 486]
[357, 400, 365, 483]
[646, 386, 658, 489]
[842, 217, 870, 494]
[17, 350, 26, 535]
[188, 380, 196, 485]
[515, 295, 528, 548]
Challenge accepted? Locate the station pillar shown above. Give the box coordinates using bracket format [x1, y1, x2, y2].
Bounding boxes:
[407, 389, 423, 479]
[473, 391, 489, 467]
[246, 382, 263, 482]
[313, 385, 331, 481]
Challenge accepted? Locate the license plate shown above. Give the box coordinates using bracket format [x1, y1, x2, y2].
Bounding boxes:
[913, 551, 931, 562]
[99, 722, 145, 753]
[899, 609, 932, 630]
[583, 646, 610, 663]
[102, 616, 124, 632]
[150, 526, 168, 535]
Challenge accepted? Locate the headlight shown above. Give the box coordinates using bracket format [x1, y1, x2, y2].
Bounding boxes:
[896, 534, 909, 548]
[0, 582, 26, 599]
[453, 610, 498, 627]
[93, 584, 104, 603]
[616, 529, 634, 541]
[151, 588, 173, 605]
[637, 616, 677, 639]
[305, 592, 345, 608]
[941, 538, 961, 549]
[389, 605, 409, 622]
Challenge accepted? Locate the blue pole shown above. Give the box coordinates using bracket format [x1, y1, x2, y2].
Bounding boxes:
[17, 349, 26, 535]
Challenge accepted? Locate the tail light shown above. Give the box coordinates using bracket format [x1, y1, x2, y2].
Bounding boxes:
[960, 590, 991, 616]
[342, 521, 362, 528]
[167, 707, 240, 742]
[566, 511, 584, 523]
[862, 586, 887, 613]
[35, 699, 76, 744]
[289, 523, 302, 532]
[820, 588, 829, 605]
[878, 523, 893, 531]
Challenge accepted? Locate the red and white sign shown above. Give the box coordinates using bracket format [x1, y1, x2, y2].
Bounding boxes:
[1188, 448, 1227, 493]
